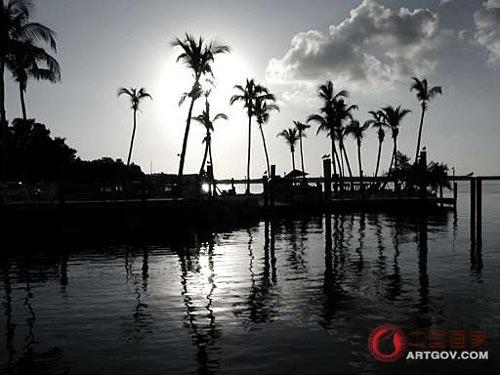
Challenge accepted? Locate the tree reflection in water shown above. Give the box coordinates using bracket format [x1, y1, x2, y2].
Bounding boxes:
[177, 236, 222, 375]
[0, 209, 475, 374]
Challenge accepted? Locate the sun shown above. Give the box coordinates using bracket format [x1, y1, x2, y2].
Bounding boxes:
[156, 52, 252, 112]
[148, 52, 256, 174]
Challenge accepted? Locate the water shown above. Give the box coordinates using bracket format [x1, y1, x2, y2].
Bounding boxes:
[1, 182, 499, 374]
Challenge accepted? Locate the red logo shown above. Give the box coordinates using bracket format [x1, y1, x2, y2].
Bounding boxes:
[368, 324, 407, 362]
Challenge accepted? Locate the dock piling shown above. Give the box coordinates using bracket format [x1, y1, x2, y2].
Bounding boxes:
[439, 184, 443, 208]
[263, 175, 269, 207]
[476, 178, 482, 244]
[270, 165, 276, 207]
[470, 178, 476, 243]
[453, 182, 458, 211]
[323, 158, 332, 201]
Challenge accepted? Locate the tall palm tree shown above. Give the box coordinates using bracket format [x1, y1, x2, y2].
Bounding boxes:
[192, 91, 227, 177]
[293, 120, 310, 175]
[333, 98, 358, 181]
[410, 77, 442, 164]
[172, 34, 230, 177]
[254, 97, 279, 177]
[367, 110, 387, 178]
[7, 40, 60, 120]
[307, 80, 348, 177]
[380, 105, 411, 173]
[277, 128, 299, 171]
[117, 87, 152, 167]
[0, 0, 57, 180]
[230, 79, 274, 193]
[307, 112, 340, 174]
[346, 120, 370, 181]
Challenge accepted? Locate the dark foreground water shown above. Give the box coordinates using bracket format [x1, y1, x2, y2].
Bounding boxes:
[1, 182, 500, 374]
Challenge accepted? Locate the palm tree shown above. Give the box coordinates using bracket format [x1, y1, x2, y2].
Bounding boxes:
[117, 87, 152, 167]
[367, 110, 387, 178]
[380, 105, 411, 173]
[254, 97, 279, 177]
[333, 98, 358, 181]
[230, 79, 274, 193]
[7, 40, 60, 120]
[346, 120, 370, 181]
[192, 91, 227, 177]
[171, 34, 230, 177]
[277, 128, 299, 171]
[307, 112, 339, 173]
[0, 0, 57, 179]
[307, 80, 348, 177]
[293, 120, 310, 175]
[410, 77, 442, 164]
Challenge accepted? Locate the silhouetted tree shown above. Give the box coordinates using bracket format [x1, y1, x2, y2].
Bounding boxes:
[7, 119, 75, 182]
[6, 119, 144, 184]
[293, 121, 310, 175]
[380, 105, 411, 173]
[0, 0, 57, 180]
[277, 128, 299, 171]
[7, 40, 60, 120]
[117, 87, 152, 167]
[172, 34, 230, 177]
[332, 98, 358, 182]
[388, 151, 450, 194]
[230, 79, 274, 193]
[367, 110, 387, 178]
[66, 157, 143, 184]
[254, 96, 279, 176]
[410, 77, 442, 164]
[307, 81, 347, 177]
[346, 119, 370, 181]
[192, 91, 227, 177]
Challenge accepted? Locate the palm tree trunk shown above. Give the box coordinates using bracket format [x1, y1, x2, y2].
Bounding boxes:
[357, 140, 364, 194]
[127, 109, 137, 167]
[330, 136, 338, 176]
[338, 140, 345, 178]
[199, 135, 210, 175]
[299, 133, 305, 174]
[341, 142, 353, 179]
[291, 149, 295, 171]
[394, 139, 398, 171]
[246, 113, 252, 194]
[374, 139, 382, 178]
[381, 137, 398, 191]
[388, 139, 396, 174]
[357, 141, 362, 179]
[0, 58, 7, 181]
[208, 140, 215, 195]
[414, 103, 426, 164]
[341, 141, 354, 191]
[19, 83, 27, 120]
[259, 123, 271, 176]
[333, 144, 342, 176]
[208, 141, 214, 179]
[178, 80, 199, 177]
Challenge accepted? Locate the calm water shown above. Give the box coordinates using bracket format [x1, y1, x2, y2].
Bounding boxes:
[1, 182, 500, 374]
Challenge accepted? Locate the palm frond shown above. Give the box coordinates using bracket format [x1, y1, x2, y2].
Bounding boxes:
[117, 87, 133, 98]
[20, 22, 57, 51]
[214, 113, 228, 121]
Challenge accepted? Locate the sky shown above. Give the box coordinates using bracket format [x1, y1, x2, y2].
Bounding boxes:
[4, 0, 500, 178]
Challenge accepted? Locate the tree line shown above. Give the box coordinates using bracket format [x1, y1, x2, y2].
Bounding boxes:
[1, 1, 445, 192]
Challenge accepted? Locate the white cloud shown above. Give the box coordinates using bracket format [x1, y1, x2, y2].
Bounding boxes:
[485, 0, 500, 9]
[266, 0, 461, 89]
[474, 0, 500, 64]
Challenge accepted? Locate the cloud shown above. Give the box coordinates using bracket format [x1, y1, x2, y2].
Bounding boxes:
[266, 0, 459, 89]
[474, 0, 500, 64]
